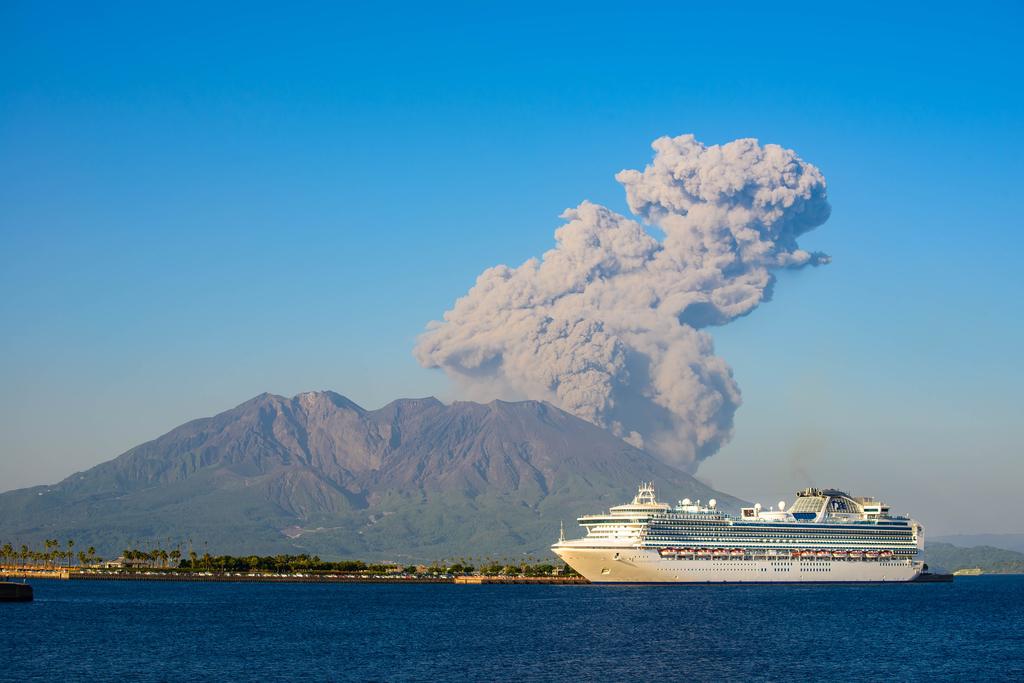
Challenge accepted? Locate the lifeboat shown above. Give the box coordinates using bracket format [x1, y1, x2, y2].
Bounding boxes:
[880, 550, 894, 558]
[658, 548, 675, 557]
[800, 550, 815, 559]
[730, 549, 744, 557]
[816, 550, 830, 558]
[849, 550, 864, 559]
[791, 550, 802, 559]
[832, 550, 848, 558]
[712, 548, 728, 558]
[865, 551, 880, 559]
[696, 549, 711, 557]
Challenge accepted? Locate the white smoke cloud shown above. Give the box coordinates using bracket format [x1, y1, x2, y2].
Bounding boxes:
[415, 134, 831, 469]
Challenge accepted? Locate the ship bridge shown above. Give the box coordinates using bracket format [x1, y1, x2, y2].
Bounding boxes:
[570, 483, 670, 546]
[607, 482, 671, 515]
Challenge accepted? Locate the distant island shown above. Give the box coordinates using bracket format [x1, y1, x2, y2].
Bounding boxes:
[920, 542, 1024, 575]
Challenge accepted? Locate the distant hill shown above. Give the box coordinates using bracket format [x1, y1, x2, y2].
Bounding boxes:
[921, 542, 1024, 574]
[0, 391, 740, 562]
[931, 534, 1024, 555]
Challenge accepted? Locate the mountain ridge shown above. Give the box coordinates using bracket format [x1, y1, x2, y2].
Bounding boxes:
[0, 391, 741, 561]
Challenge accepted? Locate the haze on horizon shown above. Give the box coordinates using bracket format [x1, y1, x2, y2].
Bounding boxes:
[1, 2, 1022, 536]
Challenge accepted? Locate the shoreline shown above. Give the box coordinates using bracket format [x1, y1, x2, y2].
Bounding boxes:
[0, 569, 588, 585]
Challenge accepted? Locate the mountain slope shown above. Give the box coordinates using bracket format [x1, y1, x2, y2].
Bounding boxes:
[931, 534, 1024, 555]
[920, 542, 1024, 574]
[0, 391, 740, 561]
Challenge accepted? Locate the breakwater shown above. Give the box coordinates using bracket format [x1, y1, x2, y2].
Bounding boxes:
[0, 569, 70, 579]
[71, 573, 454, 584]
[454, 576, 588, 584]
[1, 569, 587, 585]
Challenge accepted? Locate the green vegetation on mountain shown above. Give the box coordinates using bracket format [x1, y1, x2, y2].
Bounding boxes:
[921, 542, 1024, 574]
[931, 534, 1024, 554]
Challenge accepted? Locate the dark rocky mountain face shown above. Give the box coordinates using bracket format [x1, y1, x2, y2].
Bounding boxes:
[0, 391, 740, 561]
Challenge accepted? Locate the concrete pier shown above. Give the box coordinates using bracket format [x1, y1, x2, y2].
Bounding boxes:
[454, 576, 588, 584]
[0, 582, 33, 602]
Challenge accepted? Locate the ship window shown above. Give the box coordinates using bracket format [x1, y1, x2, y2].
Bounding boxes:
[789, 497, 825, 515]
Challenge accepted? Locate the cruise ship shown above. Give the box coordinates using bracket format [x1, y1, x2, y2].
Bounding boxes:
[552, 483, 924, 583]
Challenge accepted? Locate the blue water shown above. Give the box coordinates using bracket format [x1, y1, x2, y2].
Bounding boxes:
[2, 577, 1023, 681]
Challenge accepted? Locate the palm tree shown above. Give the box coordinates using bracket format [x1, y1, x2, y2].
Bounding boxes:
[66, 539, 74, 570]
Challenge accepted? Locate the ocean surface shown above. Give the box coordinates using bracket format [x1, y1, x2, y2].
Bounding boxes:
[2, 576, 1022, 681]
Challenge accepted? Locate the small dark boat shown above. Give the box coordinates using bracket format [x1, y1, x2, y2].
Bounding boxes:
[0, 581, 33, 602]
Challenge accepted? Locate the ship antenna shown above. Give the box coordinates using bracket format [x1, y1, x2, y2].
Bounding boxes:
[559, 520, 565, 543]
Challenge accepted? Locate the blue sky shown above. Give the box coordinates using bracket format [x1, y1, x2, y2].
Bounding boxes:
[2, 2, 1021, 534]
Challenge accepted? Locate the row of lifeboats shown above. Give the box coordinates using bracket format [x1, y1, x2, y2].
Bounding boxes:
[657, 548, 745, 558]
[657, 547, 896, 560]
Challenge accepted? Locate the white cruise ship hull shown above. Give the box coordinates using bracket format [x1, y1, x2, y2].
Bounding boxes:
[553, 547, 923, 583]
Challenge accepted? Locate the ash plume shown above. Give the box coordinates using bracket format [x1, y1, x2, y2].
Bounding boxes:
[415, 134, 831, 469]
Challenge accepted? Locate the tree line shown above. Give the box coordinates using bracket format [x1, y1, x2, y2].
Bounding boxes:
[1, 540, 578, 577]
[0, 539, 98, 570]
[147, 553, 576, 576]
